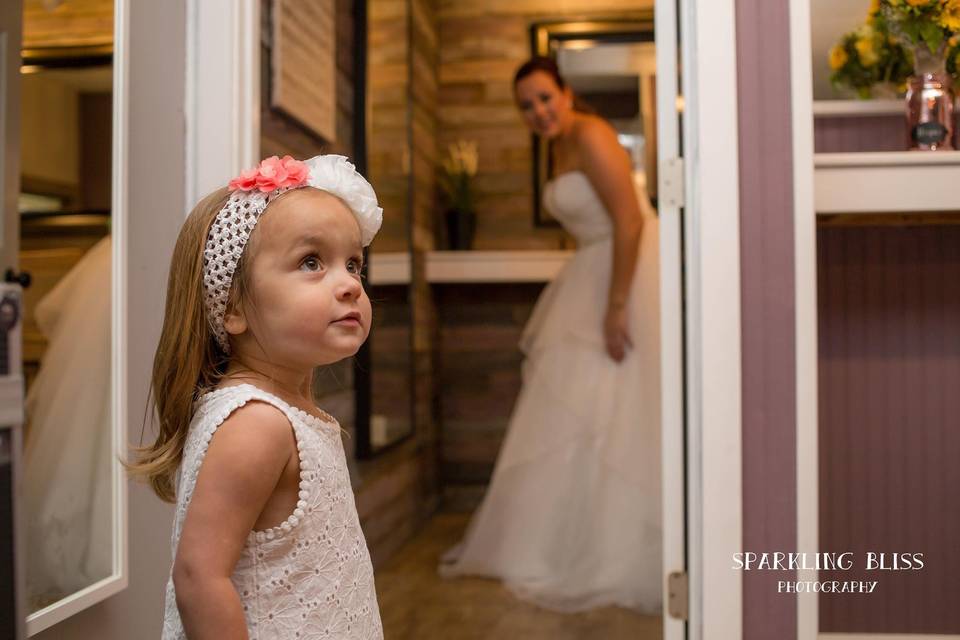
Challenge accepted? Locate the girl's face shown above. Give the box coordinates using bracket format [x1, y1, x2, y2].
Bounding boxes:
[229, 188, 372, 369]
[514, 70, 573, 139]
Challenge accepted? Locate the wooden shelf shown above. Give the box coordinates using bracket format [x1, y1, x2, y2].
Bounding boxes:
[368, 250, 576, 284]
[813, 99, 902, 117]
[427, 250, 573, 283]
[368, 252, 410, 285]
[814, 151, 960, 214]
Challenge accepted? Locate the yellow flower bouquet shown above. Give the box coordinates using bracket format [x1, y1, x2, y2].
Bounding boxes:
[829, 20, 913, 98]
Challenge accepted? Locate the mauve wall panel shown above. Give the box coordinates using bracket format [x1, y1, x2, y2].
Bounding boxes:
[814, 115, 905, 153]
[817, 225, 960, 633]
[736, 0, 797, 637]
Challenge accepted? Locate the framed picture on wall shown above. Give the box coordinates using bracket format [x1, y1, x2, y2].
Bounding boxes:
[271, 0, 337, 142]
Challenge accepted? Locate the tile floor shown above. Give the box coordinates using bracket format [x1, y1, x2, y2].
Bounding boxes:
[374, 512, 663, 639]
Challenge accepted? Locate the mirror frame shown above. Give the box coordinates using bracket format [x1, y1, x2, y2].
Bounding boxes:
[529, 16, 655, 227]
[24, 0, 129, 634]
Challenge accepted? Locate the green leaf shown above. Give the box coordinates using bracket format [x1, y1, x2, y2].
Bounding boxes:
[920, 21, 943, 54]
[902, 19, 921, 46]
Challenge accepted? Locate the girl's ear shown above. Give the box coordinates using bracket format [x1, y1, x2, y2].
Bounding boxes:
[223, 301, 248, 338]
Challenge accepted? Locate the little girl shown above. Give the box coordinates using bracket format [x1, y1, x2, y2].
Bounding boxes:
[130, 154, 384, 639]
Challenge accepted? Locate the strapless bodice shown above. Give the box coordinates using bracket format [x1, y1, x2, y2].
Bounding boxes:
[542, 171, 614, 246]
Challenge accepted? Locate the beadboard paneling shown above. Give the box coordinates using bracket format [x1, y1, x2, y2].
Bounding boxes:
[817, 224, 960, 633]
[814, 115, 905, 153]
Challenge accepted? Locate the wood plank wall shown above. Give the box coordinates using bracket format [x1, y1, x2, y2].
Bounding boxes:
[817, 224, 960, 633]
[22, 0, 113, 49]
[409, 0, 443, 521]
[436, 0, 650, 250]
[368, 0, 411, 252]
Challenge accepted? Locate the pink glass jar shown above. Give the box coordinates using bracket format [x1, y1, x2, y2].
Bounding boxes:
[905, 47, 955, 151]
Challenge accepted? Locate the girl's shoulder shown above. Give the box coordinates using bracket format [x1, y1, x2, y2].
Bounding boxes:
[188, 384, 296, 446]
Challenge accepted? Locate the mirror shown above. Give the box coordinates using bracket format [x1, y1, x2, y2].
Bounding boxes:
[18, 0, 127, 632]
[358, 0, 415, 457]
[531, 18, 657, 226]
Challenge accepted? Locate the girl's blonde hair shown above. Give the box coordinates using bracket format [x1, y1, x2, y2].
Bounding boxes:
[127, 186, 249, 502]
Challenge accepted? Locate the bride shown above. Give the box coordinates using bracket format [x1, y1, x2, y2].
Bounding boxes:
[439, 56, 662, 615]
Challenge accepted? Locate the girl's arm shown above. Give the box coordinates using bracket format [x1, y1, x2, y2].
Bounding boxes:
[577, 117, 645, 360]
[172, 401, 296, 639]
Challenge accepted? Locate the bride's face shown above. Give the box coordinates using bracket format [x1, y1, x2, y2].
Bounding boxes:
[514, 70, 573, 139]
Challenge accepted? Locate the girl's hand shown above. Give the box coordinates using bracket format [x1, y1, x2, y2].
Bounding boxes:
[604, 303, 633, 362]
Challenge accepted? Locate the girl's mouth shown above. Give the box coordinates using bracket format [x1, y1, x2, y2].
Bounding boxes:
[333, 311, 360, 327]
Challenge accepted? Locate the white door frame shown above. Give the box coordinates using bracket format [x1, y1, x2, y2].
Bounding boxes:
[679, 0, 744, 637]
[654, 0, 687, 637]
[185, 0, 260, 209]
[658, 0, 743, 637]
[789, 1, 820, 639]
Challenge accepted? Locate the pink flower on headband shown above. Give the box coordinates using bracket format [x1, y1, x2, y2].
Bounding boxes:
[228, 155, 309, 192]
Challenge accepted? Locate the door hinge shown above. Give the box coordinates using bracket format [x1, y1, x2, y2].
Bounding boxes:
[660, 156, 685, 209]
[667, 570, 689, 620]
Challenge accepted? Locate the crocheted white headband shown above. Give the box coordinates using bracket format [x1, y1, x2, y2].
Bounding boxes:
[202, 154, 383, 353]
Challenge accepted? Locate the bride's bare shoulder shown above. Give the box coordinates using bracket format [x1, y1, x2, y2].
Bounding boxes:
[571, 114, 620, 151]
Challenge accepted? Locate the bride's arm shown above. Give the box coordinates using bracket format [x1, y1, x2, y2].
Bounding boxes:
[576, 118, 644, 312]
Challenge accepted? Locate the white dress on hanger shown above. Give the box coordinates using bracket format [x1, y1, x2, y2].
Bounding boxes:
[440, 172, 662, 615]
[24, 236, 113, 604]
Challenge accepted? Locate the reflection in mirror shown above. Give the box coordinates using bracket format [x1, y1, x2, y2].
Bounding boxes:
[531, 19, 656, 226]
[19, 1, 115, 617]
[360, 0, 414, 457]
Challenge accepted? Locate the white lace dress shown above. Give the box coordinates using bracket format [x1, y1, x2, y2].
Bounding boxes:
[440, 171, 662, 615]
[162, 384, 383, 639]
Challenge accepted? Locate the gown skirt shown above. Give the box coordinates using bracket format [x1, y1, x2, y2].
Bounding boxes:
[440, 202, 662, 615]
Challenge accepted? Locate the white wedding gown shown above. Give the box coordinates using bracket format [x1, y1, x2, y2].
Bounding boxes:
[440, 172, 662, 615]
[24, 236, 112, 605]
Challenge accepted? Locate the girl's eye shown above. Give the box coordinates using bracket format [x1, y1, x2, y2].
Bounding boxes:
[347, 258, 364, 276]
[300, 256, 323, 272]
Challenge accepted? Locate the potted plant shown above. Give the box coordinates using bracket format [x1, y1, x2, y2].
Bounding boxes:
[439, 139, 478, 250]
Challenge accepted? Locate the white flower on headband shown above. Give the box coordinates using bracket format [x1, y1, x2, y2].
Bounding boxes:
[303, 155, 382, 247]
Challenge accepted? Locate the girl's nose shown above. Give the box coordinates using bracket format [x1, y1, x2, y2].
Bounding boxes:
[336, 271, 363, 300]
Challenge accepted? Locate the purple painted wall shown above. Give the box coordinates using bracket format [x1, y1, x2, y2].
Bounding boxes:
[814, 115, 904, 153]
[735, 0, 798, 637]
[817, 225, 960, 633]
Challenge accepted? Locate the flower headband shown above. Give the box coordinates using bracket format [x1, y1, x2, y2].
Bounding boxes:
[202, 154, 383, 353]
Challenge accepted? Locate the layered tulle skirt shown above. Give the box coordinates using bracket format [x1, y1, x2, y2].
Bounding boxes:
[440, 215, 662, 615]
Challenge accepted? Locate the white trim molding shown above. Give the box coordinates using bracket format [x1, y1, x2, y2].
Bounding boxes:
[185, 0, 260, 211]
[789, 1, 819, 640]
[814, 151, 960, 213]
[655, 0, 686, 637]
[812, 99, 903, 117]
[681, 0, 743, 637]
